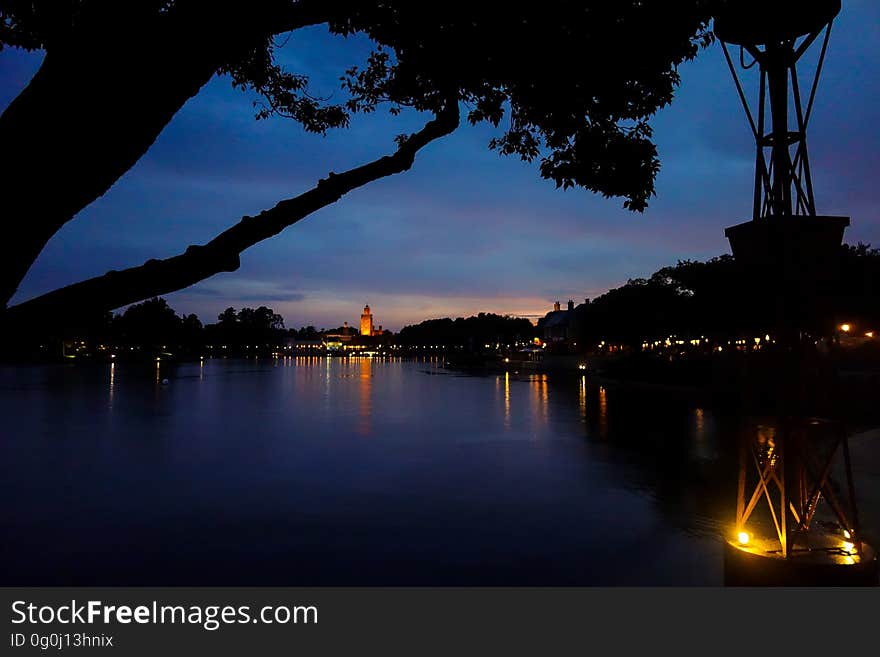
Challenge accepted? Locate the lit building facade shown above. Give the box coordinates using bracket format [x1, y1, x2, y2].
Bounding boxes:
[360, 305, 374, 337]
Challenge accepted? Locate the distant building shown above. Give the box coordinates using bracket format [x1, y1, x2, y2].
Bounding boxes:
[325, 321, 357, 345]
[359, 305, 391, 337]
[539, 298, 589, 345]
[360, 305, 374, 336]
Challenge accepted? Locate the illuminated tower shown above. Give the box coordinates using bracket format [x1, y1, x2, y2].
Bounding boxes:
[360, 304, 374, 337]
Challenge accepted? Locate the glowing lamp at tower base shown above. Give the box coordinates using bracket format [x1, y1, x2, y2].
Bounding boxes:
[724, 533, 878, 586]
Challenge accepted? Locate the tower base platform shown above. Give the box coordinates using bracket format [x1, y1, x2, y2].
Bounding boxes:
[724, 534, 878, 586]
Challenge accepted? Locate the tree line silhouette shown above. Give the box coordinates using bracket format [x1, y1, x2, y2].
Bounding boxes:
[2, 243, 876, 362]
[396, 314, 536, 349]
[1, 299, 291, 361]
[573, 243, 880, 347]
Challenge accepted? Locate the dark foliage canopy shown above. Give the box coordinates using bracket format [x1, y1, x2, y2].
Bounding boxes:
[398, 313, 536, 347]
[0, 1, 714, 322]
[576, 245, 880, 345]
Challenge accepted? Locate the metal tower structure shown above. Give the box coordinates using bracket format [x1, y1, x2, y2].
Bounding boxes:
[717, 2, 839, 220]
[719, 0, 849, 303]
[715, 1, 876, 583]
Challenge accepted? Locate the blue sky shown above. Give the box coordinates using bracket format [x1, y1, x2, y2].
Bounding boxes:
[2, 2, 878, 330]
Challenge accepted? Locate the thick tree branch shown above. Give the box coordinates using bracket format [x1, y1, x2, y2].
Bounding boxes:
[0, 1, 333, 308]
[1, 102, 459, 329]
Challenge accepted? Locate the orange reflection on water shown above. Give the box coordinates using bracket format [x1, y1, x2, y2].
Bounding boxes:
[530, 374, 549, 433]
[598, 385, 608, 438]
[358, 357, 373, 436]
[542, 377, 548, 417]
[504, 372, 511, 429]
[579, 376, 587, 419]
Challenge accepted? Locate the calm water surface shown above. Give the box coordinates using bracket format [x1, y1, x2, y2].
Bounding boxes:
[0, 357, 794, 584]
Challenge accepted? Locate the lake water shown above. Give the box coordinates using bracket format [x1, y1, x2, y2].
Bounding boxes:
[2, 357, 876, 585]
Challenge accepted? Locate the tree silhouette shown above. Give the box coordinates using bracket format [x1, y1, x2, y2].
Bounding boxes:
[573, 245, 880, 346]
[398, 313, 535, 348]
[115, 296, 182, 348]
[218, 307, 239, 328]
[204, 304, 286, 350]
[0, 2, 713, 327]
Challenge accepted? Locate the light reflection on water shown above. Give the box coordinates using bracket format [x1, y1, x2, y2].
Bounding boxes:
[358, 357, 372, 437]
[504, 371, 511, 429]
[108, 362, 115, 409]
[0, 357, 846, 585]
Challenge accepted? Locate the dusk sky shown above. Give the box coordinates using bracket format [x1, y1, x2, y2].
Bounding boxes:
[2, 2, 879, 331]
